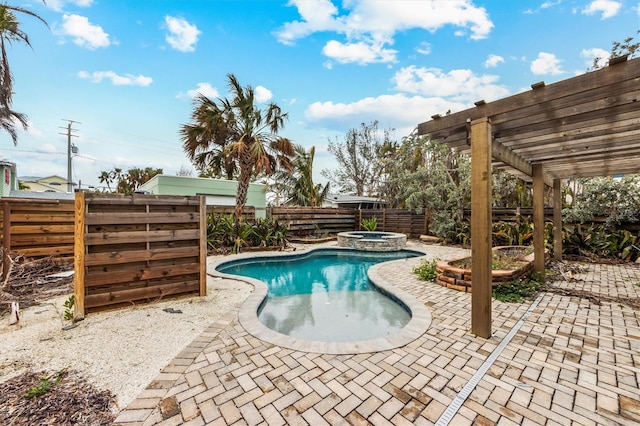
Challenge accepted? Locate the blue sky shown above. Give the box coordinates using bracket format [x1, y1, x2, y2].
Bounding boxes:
[2, 0, 639, 190]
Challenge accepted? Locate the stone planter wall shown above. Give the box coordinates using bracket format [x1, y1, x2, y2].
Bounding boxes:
[435, 246, 540, 293]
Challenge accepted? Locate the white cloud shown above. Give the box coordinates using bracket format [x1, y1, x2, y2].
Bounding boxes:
[581, 47, 610, 68]
[254, 86, 273, 103]
[305, 93, 467, 136]
[60, 14, 110, 49]
[530, 52, 564, 75]
[186, 83, 219, 99]
[164, 16, 201, 52]
[484, 54, 505, 68]
[392, 66, 510, 103]
[273, 0, 341, 46]
[14, 120, 44, 138]
[322, 39, 397, 64]
[78, 70, 153, 86]
[541, 1, 561, 9]
[416, 42, 431, 55]
[39, 143, 59, 154]
[274, 0, 493, 65]
[46, 0, 93, 12]
[581, 0, 622, 19]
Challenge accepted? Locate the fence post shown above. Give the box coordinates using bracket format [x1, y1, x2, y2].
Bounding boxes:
[382, 209, 386, 232]
[2, 200, 10, 282]
[73, 192, 86, 320]
[199, 196, 207, 296]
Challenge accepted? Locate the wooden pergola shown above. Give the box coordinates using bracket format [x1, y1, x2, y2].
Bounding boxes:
[417, 55, 640, 338]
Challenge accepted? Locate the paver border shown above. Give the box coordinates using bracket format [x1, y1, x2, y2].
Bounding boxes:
[209, 247, 433, 354]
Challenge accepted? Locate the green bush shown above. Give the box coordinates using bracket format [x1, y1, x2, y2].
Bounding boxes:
[492, 273, 544, 303]
[206, 214, 289, 253]
[413, 258, 439, 282]
[563, 224, 639, 261]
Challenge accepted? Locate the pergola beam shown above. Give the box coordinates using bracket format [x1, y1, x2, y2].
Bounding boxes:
[491, 140, 553, 187]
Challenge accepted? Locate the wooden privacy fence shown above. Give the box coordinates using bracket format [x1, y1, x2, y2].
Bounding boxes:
[359, 209, 429, 237]
[74, 193, 206, 318]
[463, 207, 555, 222]
[268, 207, 356, 236]
[1, 197, 75, 280]
[206, 205, 256, 221]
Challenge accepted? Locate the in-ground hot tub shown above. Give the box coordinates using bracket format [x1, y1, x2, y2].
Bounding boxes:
[337, 231, 407, 251]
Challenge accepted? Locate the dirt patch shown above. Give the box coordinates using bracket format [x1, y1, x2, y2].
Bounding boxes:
[0, 369, 115, 426]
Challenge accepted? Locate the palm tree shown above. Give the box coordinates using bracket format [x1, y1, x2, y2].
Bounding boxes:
[0, 3, 47, 145]
[276, 144, 329, 207]
[180, 94, 238, 180]
[98, 170, 113, 192]
[181, 73, 294, 221]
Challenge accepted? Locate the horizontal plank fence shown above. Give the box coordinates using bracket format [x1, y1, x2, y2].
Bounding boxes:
[463, 207, 555, 222]
[358, 209, 428, 237]
[206, 205, 256, 221]
[1, 198, 75, 280]
[74, 193, 206, 318]
[268, 207, 356, 237]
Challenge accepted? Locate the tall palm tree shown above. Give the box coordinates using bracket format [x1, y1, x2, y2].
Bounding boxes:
[276, 144, 329, 207]
[0, 3, 47, 145]
[181, 73, 294, 221]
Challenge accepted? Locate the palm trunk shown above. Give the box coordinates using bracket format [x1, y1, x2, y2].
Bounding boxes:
[235, 151, 253, 223]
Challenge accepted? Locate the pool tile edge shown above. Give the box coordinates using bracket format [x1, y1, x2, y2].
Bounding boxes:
[209, 247, 433, 355]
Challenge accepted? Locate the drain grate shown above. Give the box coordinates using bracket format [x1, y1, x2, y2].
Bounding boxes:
[435, 293, 544, 426]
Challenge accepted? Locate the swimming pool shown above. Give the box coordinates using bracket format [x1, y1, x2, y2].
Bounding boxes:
[212, 247, 433, 354]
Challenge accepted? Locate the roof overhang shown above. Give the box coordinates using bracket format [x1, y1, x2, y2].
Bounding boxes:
[417, 55, 640, 185]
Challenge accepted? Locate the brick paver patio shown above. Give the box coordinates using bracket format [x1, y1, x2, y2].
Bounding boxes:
[115, 242, 640, 425]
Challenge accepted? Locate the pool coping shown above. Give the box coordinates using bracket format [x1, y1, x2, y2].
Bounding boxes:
[208, 246, 432, 354]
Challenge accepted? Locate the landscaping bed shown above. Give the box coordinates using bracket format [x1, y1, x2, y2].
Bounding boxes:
[435, 246, 537, 292]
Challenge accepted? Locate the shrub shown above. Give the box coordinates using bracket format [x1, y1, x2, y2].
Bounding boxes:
[361, 217, 377, 231]
[492, 272, 544, 303]
[413, 258, 439, 281]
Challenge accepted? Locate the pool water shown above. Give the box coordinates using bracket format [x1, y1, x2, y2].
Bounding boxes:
[217, 249, 420, 342]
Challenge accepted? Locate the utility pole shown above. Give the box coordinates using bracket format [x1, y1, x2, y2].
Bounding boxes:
[59, 119, 80, 193]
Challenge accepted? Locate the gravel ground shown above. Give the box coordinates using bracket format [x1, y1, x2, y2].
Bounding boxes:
[0, 274, 253, 412]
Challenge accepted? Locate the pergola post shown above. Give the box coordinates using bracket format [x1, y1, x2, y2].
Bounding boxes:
[532, 164, 546, 279]
[553, 179, 562, 261]
[470, 117, 492, 338]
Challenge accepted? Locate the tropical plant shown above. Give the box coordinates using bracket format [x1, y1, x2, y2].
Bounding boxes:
[99, 166, 162, 194]
[492, 215, 533, 246]
[98, 169, 117, 192]
[563, 223, 639, 261]
[274, 144, 329, 206]
[206, 214, 289, 253]
[0, 3, 47, 145]
[181, 73, 294, 222]
[361, 217, 377, 231]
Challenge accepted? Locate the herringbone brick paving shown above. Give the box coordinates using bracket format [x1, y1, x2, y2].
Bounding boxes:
[115, 243, 640, 425]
